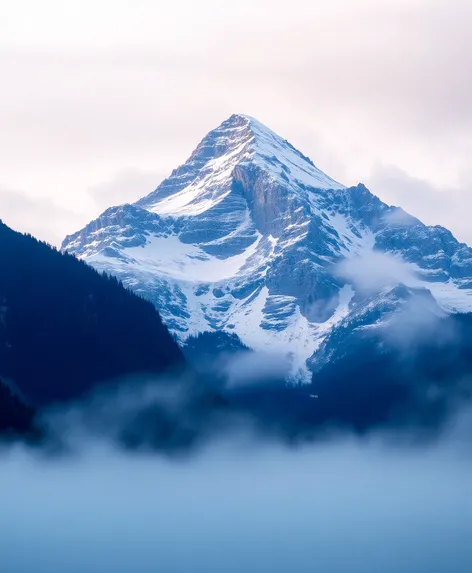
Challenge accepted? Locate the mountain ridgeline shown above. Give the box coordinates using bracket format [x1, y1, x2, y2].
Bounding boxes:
[0, 220, 183, 409]
[63, 114, 472, 385]
[58, 114, 472, 438]
[3, 113, 472, 444]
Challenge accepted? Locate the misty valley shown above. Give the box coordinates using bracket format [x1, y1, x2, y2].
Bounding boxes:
[1, 116, 472, 573]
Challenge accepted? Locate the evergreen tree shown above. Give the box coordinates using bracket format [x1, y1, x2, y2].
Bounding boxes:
[0, 220, 184, 406]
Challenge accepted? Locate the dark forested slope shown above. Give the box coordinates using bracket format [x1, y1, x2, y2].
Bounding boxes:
[0, 378, 35, 436]
[0, 220, 183, 405]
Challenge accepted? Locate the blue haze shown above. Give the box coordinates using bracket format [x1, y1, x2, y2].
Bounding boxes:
[1, 437, 471, 573]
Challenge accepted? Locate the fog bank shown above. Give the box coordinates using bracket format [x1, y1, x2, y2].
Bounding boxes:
[1, 437, 471, 573]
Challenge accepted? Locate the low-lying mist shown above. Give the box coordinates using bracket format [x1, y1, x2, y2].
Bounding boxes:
[2, 296, 472, 573]
[1, 430, 472, 573]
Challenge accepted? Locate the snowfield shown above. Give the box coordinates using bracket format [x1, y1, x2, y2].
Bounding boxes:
[63, 114, 472, 380]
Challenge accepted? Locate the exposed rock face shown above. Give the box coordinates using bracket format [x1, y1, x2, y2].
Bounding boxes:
[63, 114, 472, 381]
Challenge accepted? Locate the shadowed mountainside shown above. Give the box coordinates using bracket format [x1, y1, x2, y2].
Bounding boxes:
[0, 220, 184, 407]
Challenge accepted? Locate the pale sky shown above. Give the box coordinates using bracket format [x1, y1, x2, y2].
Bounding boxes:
[2, 0, 472, 245]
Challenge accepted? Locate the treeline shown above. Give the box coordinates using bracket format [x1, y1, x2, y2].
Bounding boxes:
[0, 220, 183, 406]
[183, 331, 249, 372]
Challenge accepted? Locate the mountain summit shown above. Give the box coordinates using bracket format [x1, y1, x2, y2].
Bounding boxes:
[63, 115, 472, 381]
[137, 113, 344, 216]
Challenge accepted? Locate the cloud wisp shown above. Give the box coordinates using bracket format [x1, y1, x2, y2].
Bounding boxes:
[335, 250, 417, 294]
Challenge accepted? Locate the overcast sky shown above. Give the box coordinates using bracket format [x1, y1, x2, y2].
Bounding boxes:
[2, 0, 472, 245]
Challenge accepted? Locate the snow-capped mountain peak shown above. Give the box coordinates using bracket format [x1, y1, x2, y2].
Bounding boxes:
[63, 114, 472, 382]
[137, 114, 344, 218]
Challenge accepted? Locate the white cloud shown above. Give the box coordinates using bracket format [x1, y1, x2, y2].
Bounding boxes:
[1, 0, 472, 244]
[88, 169, 167, 210]
[221, 351, 291, 389]
[368, 163, 472, 244]
[336, 251, 416, 294]
[381, 208, 420, 228]
[383, 294, 454, 351]
[0, 188, 87, 245]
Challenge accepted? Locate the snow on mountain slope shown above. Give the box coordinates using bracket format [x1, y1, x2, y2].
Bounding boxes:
[63, 114, 472, 381]
[138, 114, 344, 217]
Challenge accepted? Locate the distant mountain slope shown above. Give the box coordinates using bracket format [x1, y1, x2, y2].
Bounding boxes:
[0, 220, 184, 405]
[306, 305, 472, 433]
[63, 114, 472, 381]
